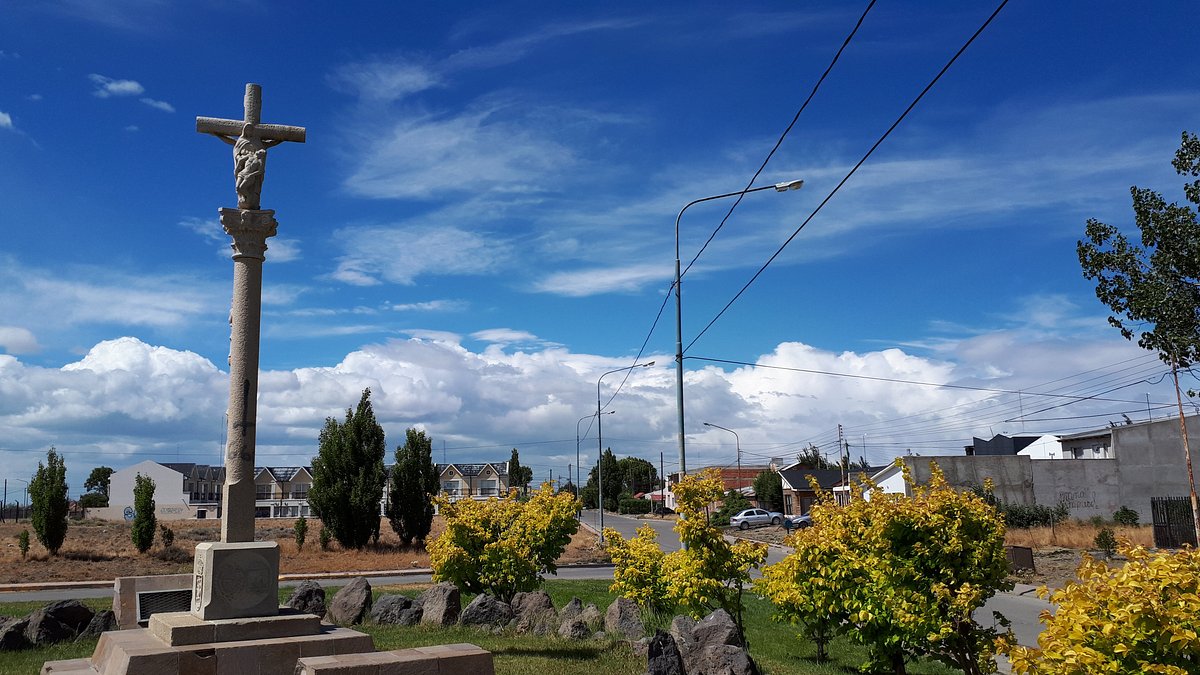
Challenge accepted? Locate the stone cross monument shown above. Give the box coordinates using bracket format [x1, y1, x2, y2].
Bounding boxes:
[192, 83, 306, 620]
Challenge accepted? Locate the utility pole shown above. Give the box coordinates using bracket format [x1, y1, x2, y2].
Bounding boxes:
[838, 424, 848, 506]
[2, 479, 6, 523]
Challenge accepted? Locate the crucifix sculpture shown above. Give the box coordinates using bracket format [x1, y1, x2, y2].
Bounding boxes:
[197, 83, 306, 210]
[196, 84, 305, 550]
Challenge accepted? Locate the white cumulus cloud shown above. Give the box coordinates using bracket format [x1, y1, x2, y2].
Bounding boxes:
[88, 74, 144, 98]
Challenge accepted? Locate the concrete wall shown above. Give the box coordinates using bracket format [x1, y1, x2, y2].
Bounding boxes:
[95, 460, 194, 521]
[902, 455, 1035, 505]
[1031, 459, 1121, 519]
[1112, 414, 1200, 518]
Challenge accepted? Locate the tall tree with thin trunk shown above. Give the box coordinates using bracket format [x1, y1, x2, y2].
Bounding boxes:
[309, 388, 387, 550]
[131, 473, 156, 554]
[386, 428, 439, 546]
[1079, 130, 1200, 539]
[29, 448, 69, 556]
[507, 448, 532, 495]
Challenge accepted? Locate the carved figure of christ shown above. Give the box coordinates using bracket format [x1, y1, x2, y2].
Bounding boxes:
[197, 83, 306, 210]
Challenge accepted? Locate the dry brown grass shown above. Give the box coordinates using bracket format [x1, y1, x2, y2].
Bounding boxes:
[1004, 522, 1153, 549]
[0, 516, 606, 584]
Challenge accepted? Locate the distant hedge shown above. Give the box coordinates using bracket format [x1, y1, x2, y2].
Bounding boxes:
[618, 498, 652, 515]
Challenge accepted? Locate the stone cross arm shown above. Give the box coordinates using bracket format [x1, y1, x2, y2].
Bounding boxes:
[196, 117, 306, 143]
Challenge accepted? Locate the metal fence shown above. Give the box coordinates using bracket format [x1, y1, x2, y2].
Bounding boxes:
[1151, 496, 1197, 548]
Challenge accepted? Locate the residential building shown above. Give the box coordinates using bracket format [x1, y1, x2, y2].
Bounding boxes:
[92, 459, 511, 521]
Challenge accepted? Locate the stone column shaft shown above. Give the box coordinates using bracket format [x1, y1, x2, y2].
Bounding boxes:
[220, 207, 277, 544]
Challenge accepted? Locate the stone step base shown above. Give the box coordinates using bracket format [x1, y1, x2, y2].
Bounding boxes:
[41, 625, 373, 675]
[297, 643, 494, 675]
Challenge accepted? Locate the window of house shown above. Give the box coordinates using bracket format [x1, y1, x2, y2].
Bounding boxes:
[480, 479, 498, 496]
[256, 485, 272, 499]
[291, 484, 309, 499]
[442, 480, 461, 495]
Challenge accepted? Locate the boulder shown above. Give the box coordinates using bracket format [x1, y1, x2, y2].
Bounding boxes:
[693, 644, 757, 675]
[579, 603, 603, 629]
[327, 577, 372, 625]
[512, 590, 557, 635]
[559, 597, 583, 624]
[605, 597, 644, 640]
[645, 630, 686, 675]
[419, 583, 461, 626]
[77, 610, 117, 640]
[370, 594, 423, 626]
[0, 617, 30, 651]
[286, 580, 327, 618]
[692, 609, 741, 648]
[460, 594, 513, 628]
[669, 615, 696, 654]
[25, 600, 94, 645]
[558, 617, 590, 640]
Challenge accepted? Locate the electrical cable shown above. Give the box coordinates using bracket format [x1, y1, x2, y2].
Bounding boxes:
[685, 0, 1012, 353]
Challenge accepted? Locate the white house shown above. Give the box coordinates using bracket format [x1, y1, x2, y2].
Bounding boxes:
[93, 460, 197, 522]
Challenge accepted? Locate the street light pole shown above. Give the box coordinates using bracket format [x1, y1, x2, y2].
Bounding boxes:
[576, 410, 614, 508]
[597, 361, 654, 542]
[674, 180, 803, 484]
[704, 422, 742, 490]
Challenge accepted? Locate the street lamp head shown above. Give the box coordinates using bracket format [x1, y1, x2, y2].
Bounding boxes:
[774, 179, 804, 192]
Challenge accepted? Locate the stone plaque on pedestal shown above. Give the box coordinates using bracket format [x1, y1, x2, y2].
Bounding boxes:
[191, 541, 280, 621]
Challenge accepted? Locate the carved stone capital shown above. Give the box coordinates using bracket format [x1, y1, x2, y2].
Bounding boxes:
[219, 208, 278, 260]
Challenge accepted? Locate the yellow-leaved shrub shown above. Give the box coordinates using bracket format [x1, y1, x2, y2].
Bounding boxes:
[1005, 543, 1200, 674]
[606, 469, 766, 638]
[757, 462, 1011, 674]
[428, 483, 579, 603]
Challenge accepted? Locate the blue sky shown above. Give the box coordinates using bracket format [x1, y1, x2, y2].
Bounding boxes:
[1, 1, 1198, 495]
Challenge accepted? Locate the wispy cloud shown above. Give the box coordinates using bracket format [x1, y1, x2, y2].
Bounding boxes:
[328, 57, 441, 102]
[88, 74, 144, 98]
[332, 224, 510, 286]
[0, 112, 13, 130]
[389, 300, 468, 312]
[140, 97, 174, 113]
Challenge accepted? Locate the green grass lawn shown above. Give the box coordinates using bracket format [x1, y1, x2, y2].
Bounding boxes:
[0, 581, 961, 675]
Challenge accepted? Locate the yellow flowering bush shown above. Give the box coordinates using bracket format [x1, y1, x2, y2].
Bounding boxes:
[428, 483, 579, 603]
[606, 469, 767, 638]
[1005, 544, 1200, 674]
[758, 462, 1011, 674]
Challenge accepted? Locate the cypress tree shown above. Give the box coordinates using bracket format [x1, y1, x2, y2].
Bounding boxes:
[29, 448, 69, 556]
[309, 388, 387, 549]
[131, 474, 157, 553]
[386, 428, 439, 546]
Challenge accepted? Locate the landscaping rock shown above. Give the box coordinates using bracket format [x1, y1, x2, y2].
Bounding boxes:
[512, 590, 557, 635]
[558, 617, 591, 640]
[693, 644, 757, 675]
[669, 615, 696, 654]
[25, 600, 94, 645]
[559, 597, 583, 624]
[370, 594, 423, 625]
[77, 610, 117, 640]
[645, 630, 686, 675]
[605, 597, 644, 640]
[286, 580, 327, 618]
[460, 594, 513, 628]
[692, 609, 741, 648]
[419, 582, 461, 626]
[327, 577, 372, 625]
[579, 603, 603, 629]
[0, 616, 30, 651]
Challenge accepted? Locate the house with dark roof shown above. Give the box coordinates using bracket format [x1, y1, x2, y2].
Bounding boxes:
[778, 465, 849, 515]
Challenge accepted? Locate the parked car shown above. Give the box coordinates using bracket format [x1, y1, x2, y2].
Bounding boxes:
[784, 514, 813, 530]
[728, 508, 783, 530]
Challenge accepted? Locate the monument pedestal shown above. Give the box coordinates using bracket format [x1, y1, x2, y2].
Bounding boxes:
[191, 541, 280, 621]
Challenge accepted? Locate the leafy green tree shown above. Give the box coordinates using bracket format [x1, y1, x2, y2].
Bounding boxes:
[795, 444, 831, 469]
[1079, 131, 1200, 536]
[29, 448, 69, 556]
[583, 448, 622, 511]
[18, 529, 29, 559]
[386, 427, 439, 546]
[711, 489, 752, 526]
[616, 456, 658, 494]
[131, 473, 156, 554]
[507, 448, 533, 494]
[309, 388, 387, 550]
[79, 492, 108, 509]
[752, 470, 784, 512]
[294, 515, 308, 550]
[84, 466, 113, 497]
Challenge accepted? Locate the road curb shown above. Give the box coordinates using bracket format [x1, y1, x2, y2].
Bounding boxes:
[0, 562, 618, 595]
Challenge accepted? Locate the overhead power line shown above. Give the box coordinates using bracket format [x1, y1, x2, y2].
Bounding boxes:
[685, 0, 1012, 353]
